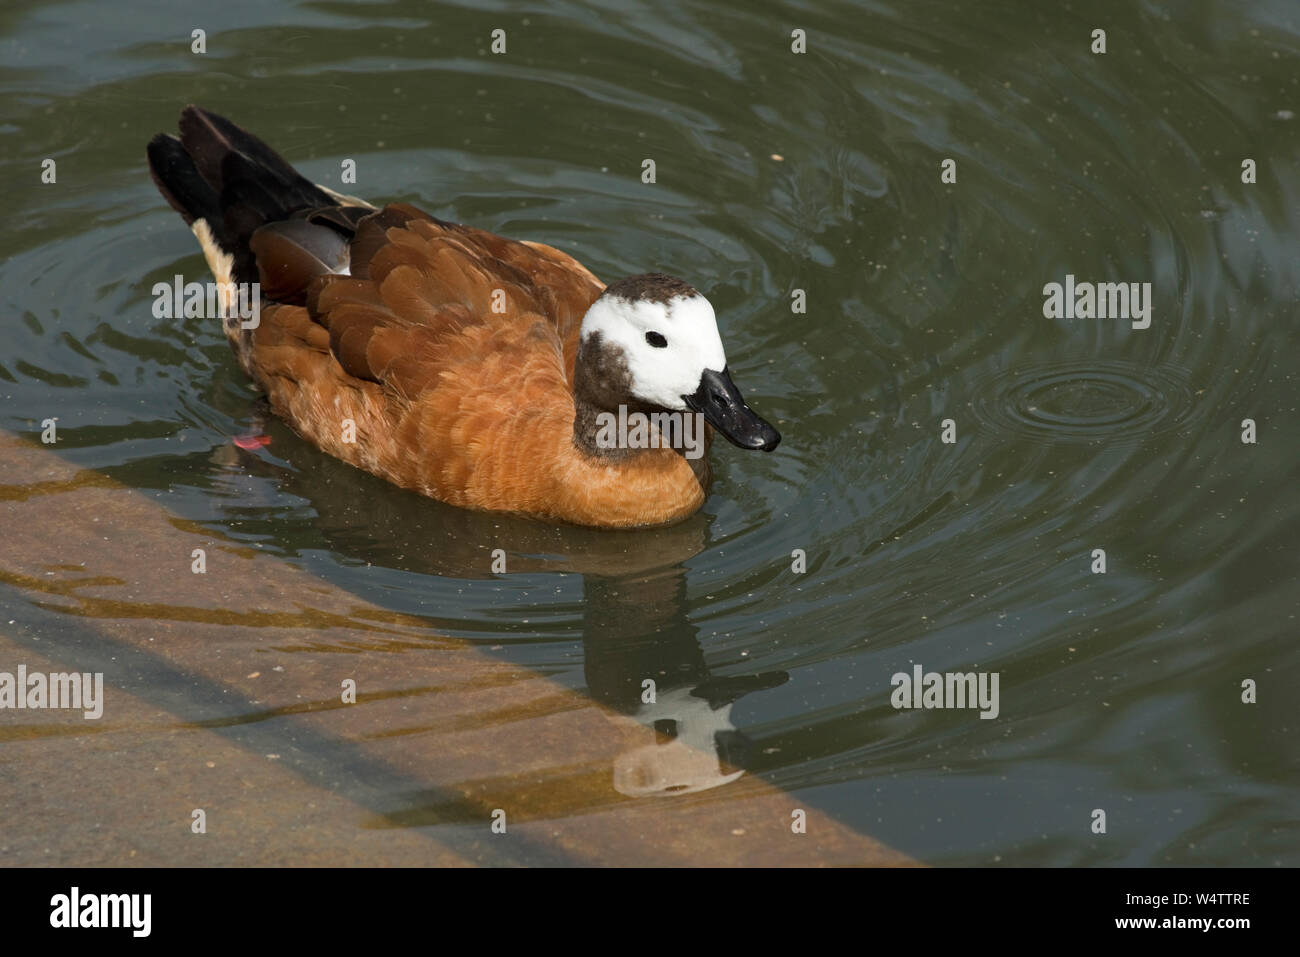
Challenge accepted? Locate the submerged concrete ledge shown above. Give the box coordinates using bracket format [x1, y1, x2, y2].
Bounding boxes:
[0, 432, 914, 867]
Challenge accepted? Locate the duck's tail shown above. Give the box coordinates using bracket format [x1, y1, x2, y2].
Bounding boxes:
[146, 105, 371, 300]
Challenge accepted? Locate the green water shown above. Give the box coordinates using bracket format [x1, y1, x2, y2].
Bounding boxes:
[1, 0, 1297, 864]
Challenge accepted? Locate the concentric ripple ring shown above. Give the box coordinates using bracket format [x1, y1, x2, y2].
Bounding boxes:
[972, 361, 1195, 443]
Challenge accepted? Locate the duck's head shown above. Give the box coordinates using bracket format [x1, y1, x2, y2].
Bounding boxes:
[577, 273, 781, 451]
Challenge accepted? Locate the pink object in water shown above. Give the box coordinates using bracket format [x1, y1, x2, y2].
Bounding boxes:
[233, 433, 272, 450]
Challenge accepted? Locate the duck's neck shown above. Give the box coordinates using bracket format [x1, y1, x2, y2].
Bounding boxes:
[571, 359, 653, 462]
[571, 347, 711, 485]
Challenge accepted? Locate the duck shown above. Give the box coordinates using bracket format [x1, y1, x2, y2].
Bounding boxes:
[146, 106, 780, 528]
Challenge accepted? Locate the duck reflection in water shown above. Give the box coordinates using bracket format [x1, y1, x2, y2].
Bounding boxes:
[583, 570, 788, 797]
[215, 423, 788, 797]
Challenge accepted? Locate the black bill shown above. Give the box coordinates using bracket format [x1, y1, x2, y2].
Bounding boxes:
[683, 367, 781, 452]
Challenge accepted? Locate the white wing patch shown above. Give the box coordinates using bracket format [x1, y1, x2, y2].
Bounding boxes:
[317, 183, 374, 208]
[190, 218, 237, 319]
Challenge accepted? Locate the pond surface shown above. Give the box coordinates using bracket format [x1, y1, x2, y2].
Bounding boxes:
[1, 0, 1297, 865]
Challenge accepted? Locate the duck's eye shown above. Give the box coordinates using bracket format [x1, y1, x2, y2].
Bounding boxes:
[645, 331, 668, 348]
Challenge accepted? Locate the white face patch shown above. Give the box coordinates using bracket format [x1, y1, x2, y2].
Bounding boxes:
[580, 293, 728, 410]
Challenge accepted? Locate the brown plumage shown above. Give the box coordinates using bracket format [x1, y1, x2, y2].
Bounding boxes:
[147, 106, 778, 528]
